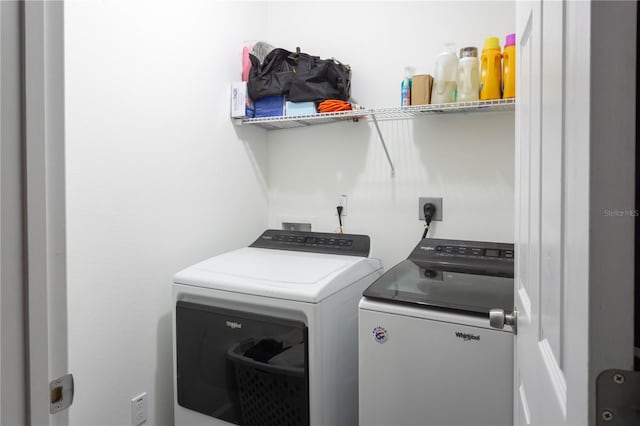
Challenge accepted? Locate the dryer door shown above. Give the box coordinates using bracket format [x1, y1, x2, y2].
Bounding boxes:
[176, 301, 309, 426]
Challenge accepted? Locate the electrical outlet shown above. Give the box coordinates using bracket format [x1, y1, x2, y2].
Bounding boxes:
[418, 197, 443, 221]
[131, 392, 147, 426]
[282, 222, 312, 232]
[337, 194, 347, 216]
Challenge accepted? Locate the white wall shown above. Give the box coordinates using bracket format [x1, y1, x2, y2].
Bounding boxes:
[265, 1, 515, 267]
[64, 1, 269, 424]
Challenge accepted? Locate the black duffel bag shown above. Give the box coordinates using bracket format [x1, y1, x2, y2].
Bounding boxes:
[247, 47, 351, 103]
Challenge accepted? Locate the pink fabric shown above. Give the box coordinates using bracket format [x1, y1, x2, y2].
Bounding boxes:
[242, 46, 251, 82]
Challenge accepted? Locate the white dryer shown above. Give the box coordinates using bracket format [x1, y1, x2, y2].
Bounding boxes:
[359, 238, 515, 426]
[172, 230, 382, 426]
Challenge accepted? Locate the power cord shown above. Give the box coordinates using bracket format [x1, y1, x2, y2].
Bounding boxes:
[336, 205, 344, 234]
[421, 203, 436, 240]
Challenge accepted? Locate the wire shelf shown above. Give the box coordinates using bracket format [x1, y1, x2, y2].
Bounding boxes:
[370, 98, 515, 121]
[235, 98, 515, 129]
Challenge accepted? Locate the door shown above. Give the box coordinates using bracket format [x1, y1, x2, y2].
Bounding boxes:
[514, 1, 635, 425]
[515, 0, 572, 424]
[1, 0, 70, 424]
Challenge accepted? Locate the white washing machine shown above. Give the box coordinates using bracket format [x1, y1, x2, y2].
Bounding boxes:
[359, 238, 515, 426]
[172, 229, 382, 426]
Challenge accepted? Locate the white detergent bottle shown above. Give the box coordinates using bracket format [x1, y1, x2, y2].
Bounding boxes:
[456, 46, 480, 102]
[431, 43, 458, 104]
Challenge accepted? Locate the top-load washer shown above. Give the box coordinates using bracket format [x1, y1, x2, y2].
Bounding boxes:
[172, 229, 383, 426]
[358, 238, 515, 426]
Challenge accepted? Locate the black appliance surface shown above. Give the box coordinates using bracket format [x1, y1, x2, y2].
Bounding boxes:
[363, 238, 514, 317]
[176, 301, 309, 425]
[250, 229, 370, 257]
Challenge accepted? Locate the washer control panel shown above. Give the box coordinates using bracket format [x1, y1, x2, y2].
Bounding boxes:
[250, 229, 370, 257]
[410, 238, 514, 277]
[433, 244, 514, 259]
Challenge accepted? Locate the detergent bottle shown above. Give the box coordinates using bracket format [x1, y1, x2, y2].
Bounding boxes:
[431, 43, 458, 104]
[480, 37, 502, 100]
[502, 33, 516, 98]
[456, 47, 480, 102]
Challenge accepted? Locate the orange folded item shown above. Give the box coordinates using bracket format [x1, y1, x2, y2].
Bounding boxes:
[317, 100, 352, 113]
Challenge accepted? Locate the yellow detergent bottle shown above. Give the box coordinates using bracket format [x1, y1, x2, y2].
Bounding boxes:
[480, 36, 502, 100]
[502, 33, 516, 98]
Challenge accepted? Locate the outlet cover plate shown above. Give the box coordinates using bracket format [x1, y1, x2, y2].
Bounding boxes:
[337, 194, 347, 216]
[282, 222, 312, 232]
[418, 197, 443, 221]
[131, 392, 147, 426]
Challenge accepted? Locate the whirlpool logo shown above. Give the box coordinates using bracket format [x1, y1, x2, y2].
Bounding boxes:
[455, 331, 480, 341]
[372, 326, 388, 344]
[225, 321, 242, 329]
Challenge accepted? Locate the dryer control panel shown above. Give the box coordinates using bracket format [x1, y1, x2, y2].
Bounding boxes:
[250, 229, 370, 257]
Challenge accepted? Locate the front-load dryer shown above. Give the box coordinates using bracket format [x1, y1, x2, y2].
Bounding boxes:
[172, 230, 382, 426]
[359, 238, 515, 426]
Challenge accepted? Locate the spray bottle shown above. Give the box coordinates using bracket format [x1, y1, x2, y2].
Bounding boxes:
[401, 66, 415, 107]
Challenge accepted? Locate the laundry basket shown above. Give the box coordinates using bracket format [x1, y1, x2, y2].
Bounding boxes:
[227, 339, 309, 426]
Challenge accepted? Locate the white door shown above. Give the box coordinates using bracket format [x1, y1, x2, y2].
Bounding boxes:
[514, 1, 635, 425]
[514, 1, 576, 424]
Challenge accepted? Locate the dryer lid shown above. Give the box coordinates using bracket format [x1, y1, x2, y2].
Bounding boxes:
[173, 247, 382, 303]
[186, 248, 354, 283]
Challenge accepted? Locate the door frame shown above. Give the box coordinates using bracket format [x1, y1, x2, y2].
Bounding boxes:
[561, 1, 592, 423]
[1, 1, 28, 424]
[23, 0, 68, 424]
[587, 1, 636, 422]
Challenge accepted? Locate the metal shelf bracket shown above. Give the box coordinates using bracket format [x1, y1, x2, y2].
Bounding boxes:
[370, 114, 395, 178]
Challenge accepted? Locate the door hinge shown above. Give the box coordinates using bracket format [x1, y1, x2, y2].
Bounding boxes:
[49, 374, 74, 414]
[596, 369, 639, 425]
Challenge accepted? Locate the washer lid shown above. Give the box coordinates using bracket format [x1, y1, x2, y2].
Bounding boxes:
[362, 259, 513, 316]
[173, 247, 382, 303]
